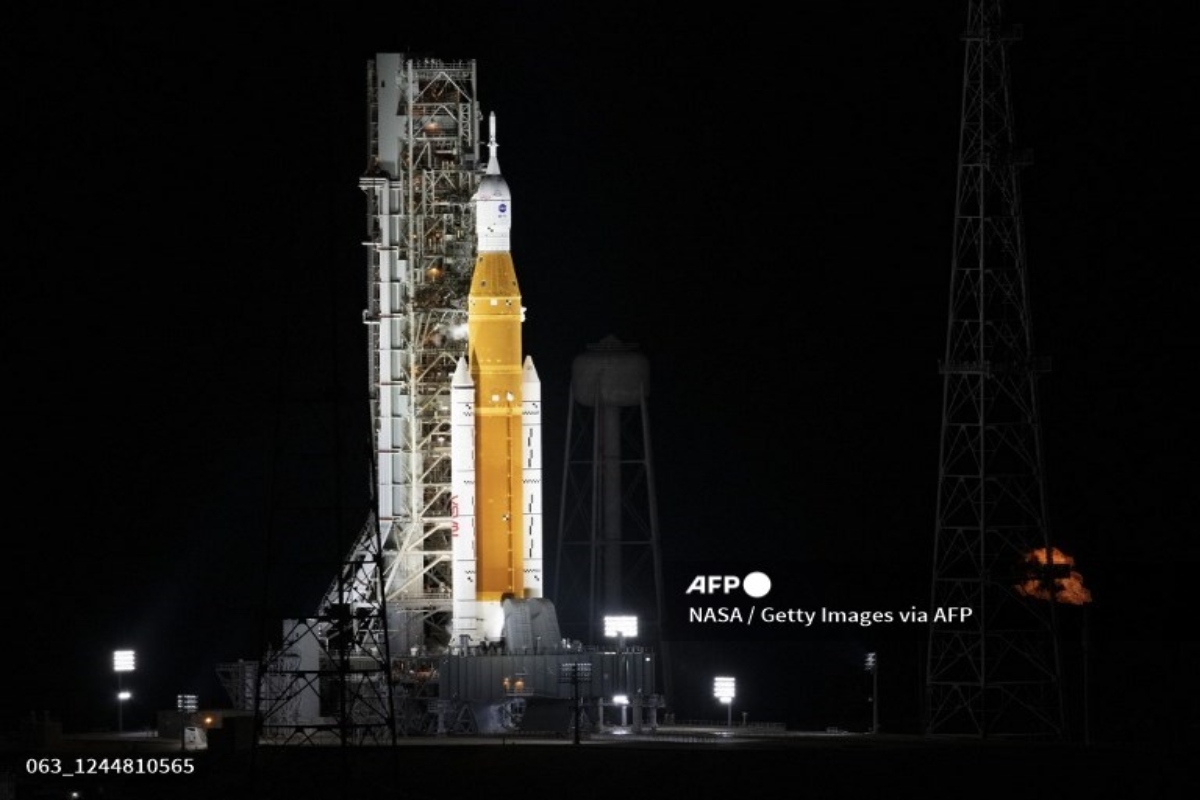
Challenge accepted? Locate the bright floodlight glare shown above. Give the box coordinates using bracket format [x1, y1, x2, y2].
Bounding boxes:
[613, 694, 629, 705]
[603, 615, 638, 637]
[118, 691, 132, 701]
[113, 650, 136, 672]
[713, 676, 736, 700]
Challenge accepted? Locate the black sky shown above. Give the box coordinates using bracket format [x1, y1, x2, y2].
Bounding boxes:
[4, 2, 1196, 739]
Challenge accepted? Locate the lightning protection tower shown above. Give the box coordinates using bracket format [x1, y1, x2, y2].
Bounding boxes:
[926, 1, 1065, 738]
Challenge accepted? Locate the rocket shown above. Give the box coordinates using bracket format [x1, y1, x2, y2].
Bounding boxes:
[451, 113, 543, 644]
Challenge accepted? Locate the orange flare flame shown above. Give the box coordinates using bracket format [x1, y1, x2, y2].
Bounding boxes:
[1016, 547, 1093, 605]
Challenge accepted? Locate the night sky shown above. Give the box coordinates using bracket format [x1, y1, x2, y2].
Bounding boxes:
[5, 2, 1195, 743]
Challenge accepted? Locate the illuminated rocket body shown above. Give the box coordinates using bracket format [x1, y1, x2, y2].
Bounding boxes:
[451, 115, 542, 643]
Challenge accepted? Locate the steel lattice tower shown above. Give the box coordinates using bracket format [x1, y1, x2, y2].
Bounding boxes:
[255, 55, 482, 736]
[357, 55, 482, 656]
[925, 0, 1065, 738]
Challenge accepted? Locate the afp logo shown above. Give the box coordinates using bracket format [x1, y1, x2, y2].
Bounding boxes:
[685, 571, 771, 598]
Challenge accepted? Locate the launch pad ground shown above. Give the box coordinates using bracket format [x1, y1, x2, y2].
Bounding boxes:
[5, 729, 1194, 799]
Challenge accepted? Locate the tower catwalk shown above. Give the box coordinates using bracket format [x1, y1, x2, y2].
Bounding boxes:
[357, 55, 483, 653]
[234, 55, 481, 740]
[926, 1, 1065, 738]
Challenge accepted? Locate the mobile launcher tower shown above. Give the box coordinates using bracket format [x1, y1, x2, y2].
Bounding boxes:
[231, 55, 658, 738]
[357, 55, 506, 660]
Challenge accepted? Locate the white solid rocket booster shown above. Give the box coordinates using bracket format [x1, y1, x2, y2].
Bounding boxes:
[450, 357, 478, 642]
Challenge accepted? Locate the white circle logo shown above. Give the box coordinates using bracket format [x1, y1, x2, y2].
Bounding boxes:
[743, 571, 771, 598]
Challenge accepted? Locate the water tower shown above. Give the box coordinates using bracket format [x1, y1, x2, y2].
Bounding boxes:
[554, 336, 668, 699]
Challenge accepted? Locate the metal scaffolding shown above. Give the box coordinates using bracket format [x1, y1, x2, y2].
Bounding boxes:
[220, 55, 484, 741]
[252, 508, 398, 745]
[357, 54, 483, 655]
